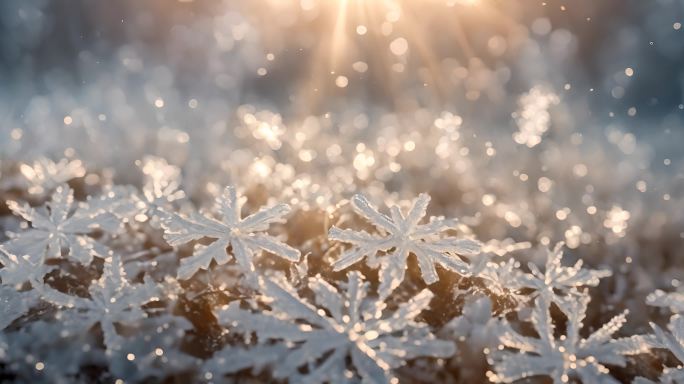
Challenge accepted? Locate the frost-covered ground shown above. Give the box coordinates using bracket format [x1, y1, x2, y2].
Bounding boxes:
[1, 1, 684, 383]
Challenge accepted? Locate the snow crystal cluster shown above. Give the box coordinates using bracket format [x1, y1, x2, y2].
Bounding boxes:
[1, 1, 683, 383]
[0, 169, 680, 383]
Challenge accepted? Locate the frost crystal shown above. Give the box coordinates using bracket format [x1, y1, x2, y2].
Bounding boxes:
[489, 294, 648, 384]
[39, 254, 159, 351]
[648, 315, 684, 383]
[160, 186, 300, 280]
[138, 156, 185, 208]
[0, 285, 40, 330]
[207, 272, 455, 383]
[0, 247, 54, 287]
[517, 243, 611, 313]
[3, 184, 119, 266]
[647, 289, 684, 314]
[329, 193, 481, 298]
[18, 157, 86, 196]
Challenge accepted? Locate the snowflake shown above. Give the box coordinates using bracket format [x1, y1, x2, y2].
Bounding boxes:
[647, 314, 684, 383]
[138, 156, 185, 209]
[328, 193, 481, 298]
[647, 289, 684, 314]
[38, 254, 159, 351]
[160, 186, 300, 280]
[3, 184, 120, 266]
[516, 243, 611, 313]
[478, 258, 527, 302]
[205, 272, 455, 383]
[488, 293, 649, 384]
[18, 157, 86, 196]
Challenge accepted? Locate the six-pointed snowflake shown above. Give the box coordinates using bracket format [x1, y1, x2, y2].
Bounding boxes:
[488, 293, 648, 384]
[160, 186, 300, 280]
[39, 253, 159, 350]
[3, 184, 119, 266]
[138, 156, 186, 209]
[206, 272, 455, 383]
[329, 193, 481, 298]
[18, 157, 86, 196]
[0, 247, 54, 287]
[516, 242, 612, 313]
[0, 285, 40, 330]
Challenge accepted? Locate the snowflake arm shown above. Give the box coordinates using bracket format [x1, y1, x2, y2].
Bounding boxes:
[328, 227, 383, 270]
[648, 315, 684, 381]
[517, 243, 611, 313]
[351, 194, 399, 233]
[3, 185, 119, 265]
[38, 254, 159, 351]
[0, 247, 54, 287]
[139, 156, 186, 207]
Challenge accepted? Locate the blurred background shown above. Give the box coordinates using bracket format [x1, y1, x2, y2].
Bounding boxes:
[1, 0, 683, 140]
[0, 0, 683, 203]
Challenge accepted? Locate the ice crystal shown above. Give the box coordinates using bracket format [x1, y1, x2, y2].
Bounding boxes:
[647, 289, 684, 314]
[648, 315, 684, 383]
[3, 184, 119, 266]
[489, 294, 648, 384]
[516, 243, 612, 313]
[38, 254, 159, 351]
[0, 247, 54, 287]
[0, 285, 39, 330]
[478, 258, 527, 302]
[329, 193, 481, 298]
[160, 186, 300, 280]
[18, 157, 86, 196]
[206, 272, 455, 383]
